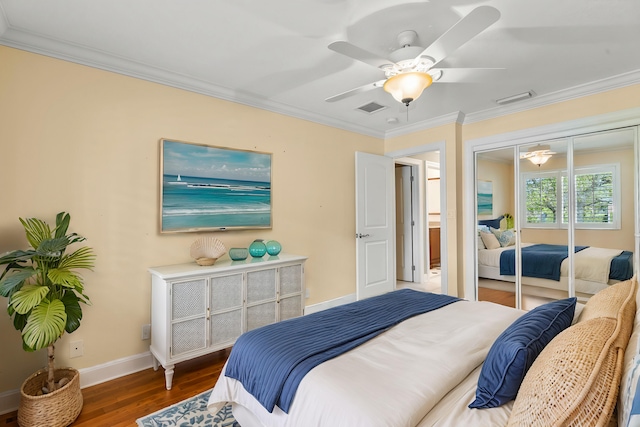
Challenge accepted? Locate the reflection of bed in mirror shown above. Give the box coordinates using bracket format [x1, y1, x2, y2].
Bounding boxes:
[476, 215, 635, 300]
[477, 242, 634, 300]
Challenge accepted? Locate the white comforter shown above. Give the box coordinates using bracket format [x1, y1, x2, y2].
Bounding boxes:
[477, 244, 622, 284]
[207, 300, 523, 427]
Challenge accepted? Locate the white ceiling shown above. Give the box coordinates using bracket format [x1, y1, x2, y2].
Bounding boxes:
[1, 0, 640, 139]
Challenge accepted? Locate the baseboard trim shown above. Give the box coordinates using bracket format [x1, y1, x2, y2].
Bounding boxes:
[0, 351, 154, 415]
[304, 293, 356, 315]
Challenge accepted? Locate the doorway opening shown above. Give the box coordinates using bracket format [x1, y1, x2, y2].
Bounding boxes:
[392, 148, 444, 294]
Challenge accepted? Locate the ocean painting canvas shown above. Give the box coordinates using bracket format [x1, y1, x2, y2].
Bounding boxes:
[160, 139, 272, 232]
[477, 180, 493, 216]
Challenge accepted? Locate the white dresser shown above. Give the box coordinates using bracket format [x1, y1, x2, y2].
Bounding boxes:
[149, 254, 307, 389]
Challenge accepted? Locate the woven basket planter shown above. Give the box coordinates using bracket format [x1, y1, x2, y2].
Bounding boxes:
[18, 368, 83, 427]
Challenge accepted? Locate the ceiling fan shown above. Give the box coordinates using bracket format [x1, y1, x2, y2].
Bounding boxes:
[326, 6, 501, 106]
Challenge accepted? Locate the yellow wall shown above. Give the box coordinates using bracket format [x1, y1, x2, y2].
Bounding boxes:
[0, 46, 382, 393]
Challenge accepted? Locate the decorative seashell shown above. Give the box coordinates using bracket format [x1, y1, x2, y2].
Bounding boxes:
[190, 237, 226, 266]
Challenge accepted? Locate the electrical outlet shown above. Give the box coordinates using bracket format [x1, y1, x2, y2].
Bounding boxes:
[305, 289, 310, 299]
[142, 324, 151, 340]
[70, 340, 83, 358]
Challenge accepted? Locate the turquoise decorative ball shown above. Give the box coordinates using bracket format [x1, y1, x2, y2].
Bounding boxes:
[248, 240, 267, 257]
[265, 240, 282, 256]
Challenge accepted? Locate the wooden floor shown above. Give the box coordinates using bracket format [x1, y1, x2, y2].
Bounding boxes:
[0, 289, 516, 426]
[0, 348, 231, 427]
[478, 287, 516, 308]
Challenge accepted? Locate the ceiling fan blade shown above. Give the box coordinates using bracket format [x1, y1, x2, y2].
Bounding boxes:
[325, 80, 387, 103]
[328, 41, 393, 69]
[432, 68, 505, 82]
[419, 6, 500, 67]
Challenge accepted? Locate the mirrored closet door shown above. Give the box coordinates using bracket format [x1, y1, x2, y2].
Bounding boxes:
[475, 126, 638, 310]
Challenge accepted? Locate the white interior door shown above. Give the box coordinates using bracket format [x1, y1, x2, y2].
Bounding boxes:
[395, 165, 414, 281]
[355, 152, 395, 300]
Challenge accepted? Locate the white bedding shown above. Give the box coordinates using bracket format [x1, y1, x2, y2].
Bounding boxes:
[207, 300, 523, 427]
[477, 244, 623, 297]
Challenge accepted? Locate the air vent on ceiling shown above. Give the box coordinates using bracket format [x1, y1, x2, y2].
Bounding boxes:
[356, 102, 387, 114]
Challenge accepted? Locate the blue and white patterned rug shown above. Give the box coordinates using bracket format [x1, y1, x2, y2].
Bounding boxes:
[136, 389, 240, 427]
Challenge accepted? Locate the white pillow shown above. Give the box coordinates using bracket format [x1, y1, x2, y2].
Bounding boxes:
[477, 235, 486, 250]
[491, 227, 516, 247]
[480, 231, 501, 250]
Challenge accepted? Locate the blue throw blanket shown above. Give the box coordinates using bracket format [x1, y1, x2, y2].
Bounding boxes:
[500, 244, 587, 281]
[225, 289, 460, 413]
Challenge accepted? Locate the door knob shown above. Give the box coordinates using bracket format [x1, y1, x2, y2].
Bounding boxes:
[356, 233, 370, 239]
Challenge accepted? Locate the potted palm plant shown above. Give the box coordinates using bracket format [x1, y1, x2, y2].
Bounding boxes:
[0, 212, 95, 427]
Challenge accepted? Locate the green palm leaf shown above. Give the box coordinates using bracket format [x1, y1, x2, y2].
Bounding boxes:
[0, 267, 37, 297]
[36, 238, 68, 257]
[58, 246, 96, 270]
[47, 268, 83, 289]
[0, 249, 36, 267]
[22, 299, 67, 351]
[53, 212, 70, 239]
[61, 291, 83, 333]
[10, 285, 50, 314]
[19, 217, 52, 250]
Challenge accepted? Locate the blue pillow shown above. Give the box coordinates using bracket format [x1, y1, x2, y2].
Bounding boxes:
[478, 216, 503, 230]
[469, 297, 577, 409]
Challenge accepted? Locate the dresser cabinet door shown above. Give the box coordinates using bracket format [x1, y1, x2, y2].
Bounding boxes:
[209, 273, 244, 346]
[279, 264, 304, 321]
[170, 278, 207, 357]
[246, 268, 277, 331]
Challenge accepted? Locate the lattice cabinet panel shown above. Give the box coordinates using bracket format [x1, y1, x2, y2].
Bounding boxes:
[171, 318, 207, 356]
[246, 269, 276, 304]
[280, 264, 303, 296]
[210, 273, 243, 312]
[247, 302, 277, 331]
[211, 310, 243, 346]
[171, 279, 206, 319]
[279, 295, 303, 321]
[150, 254, 306, 390]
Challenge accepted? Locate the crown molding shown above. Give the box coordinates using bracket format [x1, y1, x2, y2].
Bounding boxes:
[464, 69, 640, 124]
[1, 12, 639, 141]
[384, 111, 465, 138]
[0, 25, 386, 139]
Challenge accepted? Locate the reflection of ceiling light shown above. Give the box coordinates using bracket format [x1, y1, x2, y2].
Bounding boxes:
[520, 144, 556, 167]
[383, 72, 433, 106]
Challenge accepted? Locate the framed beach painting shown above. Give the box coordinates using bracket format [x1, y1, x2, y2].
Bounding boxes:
[477, 180, 493, 216]
[160, 139, 272, 233]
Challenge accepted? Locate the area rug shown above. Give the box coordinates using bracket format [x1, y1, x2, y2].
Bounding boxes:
[136, 389, 240, 427]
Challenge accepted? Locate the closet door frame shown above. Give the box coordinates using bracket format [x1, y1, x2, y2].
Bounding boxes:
[464, 107, 640, 302]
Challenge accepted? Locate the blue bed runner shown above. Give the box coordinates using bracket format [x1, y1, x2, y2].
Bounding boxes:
[611, 251, 634, 281]
[225, 289, 460, 413]
[500, 244, 587, 281]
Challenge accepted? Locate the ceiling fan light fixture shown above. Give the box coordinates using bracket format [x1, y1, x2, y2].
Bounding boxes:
[528, 153, 552, 166]
[520, 144, 556, 167]
[383, 72, 433, 106]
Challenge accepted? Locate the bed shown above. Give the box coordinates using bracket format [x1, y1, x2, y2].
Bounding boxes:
[475, 217, 634, 299]
[207, 279, 640, 426]
[477, 242, 634, 299]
